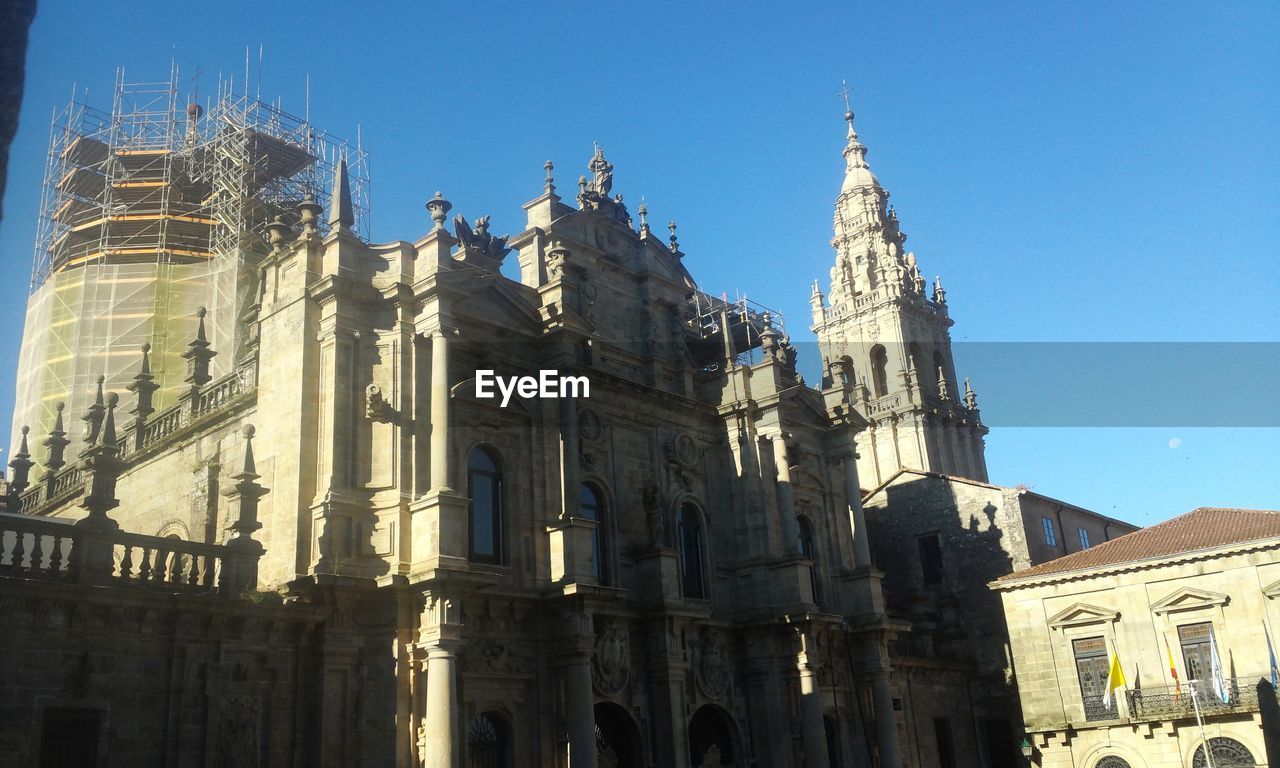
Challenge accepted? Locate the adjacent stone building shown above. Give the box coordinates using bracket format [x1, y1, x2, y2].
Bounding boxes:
[2, 78, 1141, 768]
[994, 507, 1280, 768]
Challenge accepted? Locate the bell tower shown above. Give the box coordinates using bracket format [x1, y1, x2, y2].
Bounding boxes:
[812, 102, 989, 486]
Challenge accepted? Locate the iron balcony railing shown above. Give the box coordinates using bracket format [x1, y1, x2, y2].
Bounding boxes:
[1082, 694, 1120, 722]
[1126, 678, 1261, 720]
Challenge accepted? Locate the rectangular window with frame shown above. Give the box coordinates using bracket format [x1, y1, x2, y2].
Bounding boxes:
[1072, 636, 1116, 720]
[1042, 517, 1057, 546]
[1078, 527, 1090, 549]
[1178, 621, 1219, 700]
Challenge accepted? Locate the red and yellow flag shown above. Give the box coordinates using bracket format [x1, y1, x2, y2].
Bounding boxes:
[1165, 636, 1181, 702]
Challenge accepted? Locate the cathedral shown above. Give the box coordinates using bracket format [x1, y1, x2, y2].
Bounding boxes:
[0, 74, 1133, 768]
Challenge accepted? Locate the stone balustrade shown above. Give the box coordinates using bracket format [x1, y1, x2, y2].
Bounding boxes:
[0, 511, 261, 593]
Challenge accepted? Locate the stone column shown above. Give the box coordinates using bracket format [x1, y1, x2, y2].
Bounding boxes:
[843, 456, 872, 568]
[565, 653, 598, 768]
[423, 643, 461, 768]
[799, 660, 831, 768]
[430, 330, 452, 492]
[773, 435, 800, 553]
[871, 671, 903, 768]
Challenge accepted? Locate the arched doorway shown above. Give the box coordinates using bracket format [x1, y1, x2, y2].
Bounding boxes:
[466, 711, 511, 768]
[688, 705, 737, 767]
[1193, 737, 1255, 768]
[595, 702, 640, 768]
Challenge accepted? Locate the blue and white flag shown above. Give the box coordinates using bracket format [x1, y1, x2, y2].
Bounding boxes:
[1209, 628, 1230, 705]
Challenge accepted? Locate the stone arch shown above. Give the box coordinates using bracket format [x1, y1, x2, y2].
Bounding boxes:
[688, 703, 740, 767]
[594, 701, 641, 768]
[155, 520, 190, 540]
[1077, 741, 1147, 768]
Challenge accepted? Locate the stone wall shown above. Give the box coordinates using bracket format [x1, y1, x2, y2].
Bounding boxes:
[0, 574, 332, 767]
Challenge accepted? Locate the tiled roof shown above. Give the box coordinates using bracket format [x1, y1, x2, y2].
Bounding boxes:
[999, 507, 1280, 582]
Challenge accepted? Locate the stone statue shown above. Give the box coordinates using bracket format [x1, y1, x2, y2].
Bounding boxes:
[588, 144, 613, 197]
[453, 214, 511, 261]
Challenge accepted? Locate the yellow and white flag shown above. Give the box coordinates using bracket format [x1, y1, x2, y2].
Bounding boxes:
[1101, 651, 1127, 707]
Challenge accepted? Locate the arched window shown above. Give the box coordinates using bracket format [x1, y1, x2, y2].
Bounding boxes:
[467, 712, 511, 768]
[797, 516, 822, 605]
[580, 483, 607, 584]
[1094, 757, 1132, 768]
[870, 345, 889, 396]
[467, 447, 503, 564]
[677, 503, 707, 599]
[1193, 738, 1255, 768]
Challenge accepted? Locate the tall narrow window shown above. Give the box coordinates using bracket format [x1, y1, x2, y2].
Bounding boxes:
[1078, 527, 1091, 549]
[580, 483, 607, 584]
[798, 516, 822, 605]
[1179, 622, 1220, 702]
[918, 533, 944, 586]
[870, 345, 889, 396]
[1072, 636, 1115, 720]
[467, 447, 503, 563]
[677, 503, 707, 599]
[1042, 517, 1057, 547]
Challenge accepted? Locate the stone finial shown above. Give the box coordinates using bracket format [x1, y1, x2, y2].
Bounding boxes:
[963, 378, 979, 410]
[638, 201, 649, 236]
[544, 160, 555, 194]
[668, 220, 679, 253]
[933, 276, 947, 305]
[77, 392, 123, 529]
[8, 425, 33, 498]
[44, 402, 69, 472]
[937, 370, 950, 401]
[266, 215, 293, 252]
[127, 343, 159, 419]
[577, 175, 588, 208]
[297, 193, 323, 236]
[182, 307, 216, 387]
[329, 157, 355, 230]
[225, 424, 269, 541]
[426, 191, 452, 231]
[82, 375, 106, 447]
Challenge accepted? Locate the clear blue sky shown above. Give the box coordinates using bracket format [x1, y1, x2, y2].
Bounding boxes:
[1, 1, 1276, 526]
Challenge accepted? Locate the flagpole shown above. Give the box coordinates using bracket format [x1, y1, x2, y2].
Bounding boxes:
[1189, 680, 1215, 768]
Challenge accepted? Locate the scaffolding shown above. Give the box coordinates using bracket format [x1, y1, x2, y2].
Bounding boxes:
[686, 289, 783, 367]
[15, 64, 370, 473]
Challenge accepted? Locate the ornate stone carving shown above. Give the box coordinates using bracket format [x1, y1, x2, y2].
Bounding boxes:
[453, 214, 511, 261]
[642, 479, 665, 546]
[666, 433, 700, 468]
[213, 694, 261, 768]
[365, 384, 392, 422]
[695, 629, 731, 699]
[578, 408, 603, 441]
[460, 639, 529, 675]
[592, 619, 630, 696]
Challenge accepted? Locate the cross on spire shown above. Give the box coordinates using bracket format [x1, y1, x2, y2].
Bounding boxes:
[840, 79, 852, 114]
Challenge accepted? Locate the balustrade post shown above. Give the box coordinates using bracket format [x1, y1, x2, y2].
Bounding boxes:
[127, 343, 158, 450]
[182, 307, 216, 416]
[7, 426, 33, 510]
[75, 390, 123, 582]
[222, 424, 268, 593]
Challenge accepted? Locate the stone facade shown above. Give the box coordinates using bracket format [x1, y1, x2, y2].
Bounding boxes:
[994, 508, 1280, 768]
[3, 93, 1141, 768]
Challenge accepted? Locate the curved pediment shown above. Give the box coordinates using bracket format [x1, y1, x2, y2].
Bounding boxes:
[1047, 602, 1120, 629]
[1150, 586, 1229, 615]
